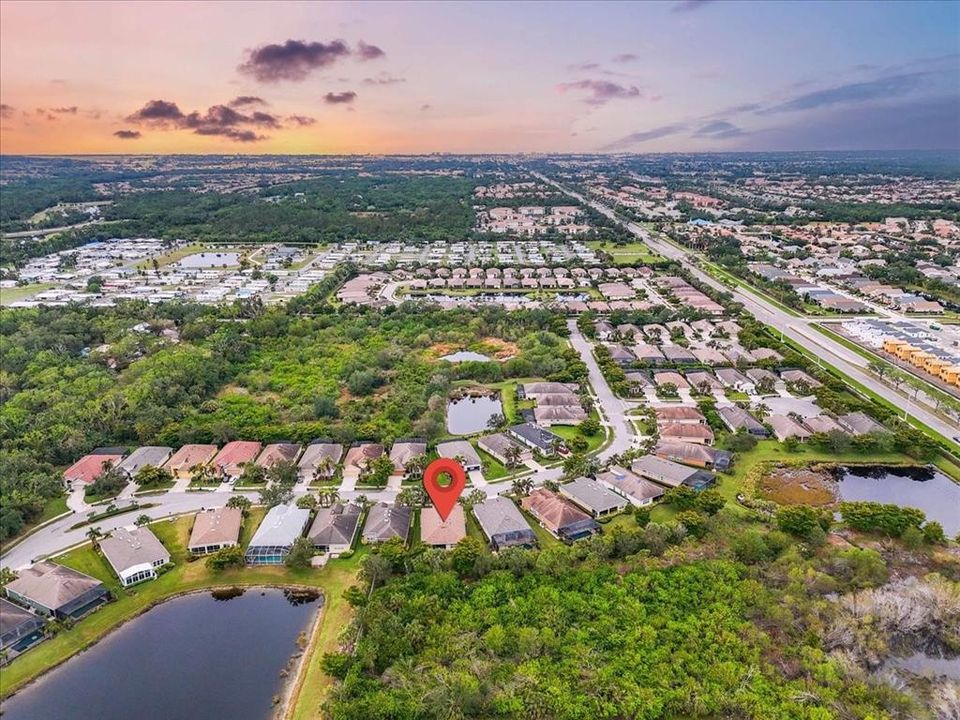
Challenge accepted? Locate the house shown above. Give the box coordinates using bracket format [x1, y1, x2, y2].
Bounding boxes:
[837, 412, 889, 436]
[559, 477, 629, 518]
[436, 440, 482, 472]
[472, 497, 536, 550]
[595, 465, 665, 507]
[661, 345, 697, 364]
[389, 440, 427, 477]
[4, 562, 109, 619]
[686, 371, 722, 392]
[719, 406, 769, 436]
[653, 441, 732, 470]
[607, 345, 635, 366]
[362, 503, 412, 544]
[534, 405, 587, 426]
[245, 504, 311, 565]
[508, 423, 564, 455]
[116, 446, 173, 479]
[211, 441, 263, 481]
[308, 502, 362, 555]
[655, 406, 705, 425]
[767, 414, 812, 442]
[188, 507, 243, 555]
[659, 423, 715, 445]
[632, 454, 715, 490]
[716, 368, 756, 393]
[164, 444, 218, 480]
[653, 371, 690, 390]
[521, 488, 600, 541]
[690, 346, 727, 365]
[297, 441, 344, 481]
[255, 443, 302, 469]
[420, 505, 467, 549]
[802, 415, 845, 434]
[780, 369, 821, 389]
[594, 320, 615, 340]
[0, 598, 44, 654]
[478, 432, 530, 465]
[342, 443, 385, 483]
[100, 527, 171, 587]
[632, 343, 665, 365]
[521, 382, 580, 400]
[63, 450, 125, 488]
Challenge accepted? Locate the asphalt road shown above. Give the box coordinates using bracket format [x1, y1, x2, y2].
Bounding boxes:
[534, 173, 960, 445]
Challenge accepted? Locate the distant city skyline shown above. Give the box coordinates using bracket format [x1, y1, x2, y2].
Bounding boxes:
[1, 0, 958, 154]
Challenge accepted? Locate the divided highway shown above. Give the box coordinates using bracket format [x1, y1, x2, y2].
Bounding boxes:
[534, 172, 960, 445]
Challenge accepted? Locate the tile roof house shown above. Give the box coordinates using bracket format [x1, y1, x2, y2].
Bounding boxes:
[596, 464, 666, 506]
[632, 454, 715, 490]
[245, 504, 311, 565]
[521, 488, 600, 541]
[472, 497, 536, 550]
[308, 502, 362, 555]
[63, 451, 125, 487]
[478, 432, 530, 465]
[534, 405, 587, 426]
[116, 446, 173, 479]
[802, 415, 845, 434]
[188, 507, 243, 555]
[655, 406, 705, 425]
[343, 443, 385, 479]
[211, 441, 263, 481]
[255, 443, 302, 469]
[659, 423, 715, 445]
[718, 406, 769, 437]
[436, 440, 482, 472]
[389, 440, 428, 476]
[100, 527, 171, 587]
[164, 444, 218, 480]
[780, 369, 822, 389]
[559, 477, 629, 518]
[686, 370, 723, 391]
[837, 412, 889, 436]
[716, 368, 756, 393]
[508, 423, 564, 455]
[632, 343, 665, 365]
[420, 505, 467, 549]
[653, 441, 732, 470]
[362, 503, 412, 544]
[297, 441, 344, 481]
[768, 414, 813, 442]
[4, 561, 109, 619]
[0, 597, 44, 653]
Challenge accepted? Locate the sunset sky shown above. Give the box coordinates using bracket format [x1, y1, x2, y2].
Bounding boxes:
[1, 0, 958, 154]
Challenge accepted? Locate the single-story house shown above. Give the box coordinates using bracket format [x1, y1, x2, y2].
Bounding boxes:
[164, 444, 218, 480]
[244, 504, 311, 565]
[521, 382, 580, 400]
[653, 371, 690, 390]
[508, 423, 564, 455]
[653, 441, 732, 470]
[362, 503, 412, 544]
[342, 443, 385, 482]
[558, 477, 629, 518]
[768, 414, 813, 442]
[308, 502, 362, 555]
[686, 371, 722, 391]
[656, 406, 705, 425]
[607, 345, 635, 366]
[837, 412, 889, 436]
[633, 343, 665, 365]
[100, 527, 171, 587]
[661, 345, 697, 364]
[534, 405, 587, 426]
[436, 440, 482, 472]
[211, 441, 263, 481]
[297, 441, 344, 481]
[802, 415, 845, 434]
[478, 432, 530, 465]
[521, 488, 600, 541]
[63, 450, 125, 488]
[659, 423, 715, 445]
[389, 440, 427, 476]
[780, 369, 822, 389]
[188, 507, 243, 555]
[690, 346, 727, 365]
[535, 393, 583, 406]
[116, 446, 173, 479]
[716, 368, 756, 393]
[255, 442, 302, 469]
[0, 598, 44, 653]
[632, 454, 716, 490]
[5, 562, 109, 620]
[746, 368, 779, 388]
[472, 497, 536, 550]
[595, 465, 665, 507]
[718, 406, 769, 436]
[420, 505, 467, 549]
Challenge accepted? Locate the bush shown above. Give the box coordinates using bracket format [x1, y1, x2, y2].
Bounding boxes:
[922, 521, 946, 545]
[733, 530, 770, 564]
[634, 506, 651, 528]
[839, 501, 925, 537]
[694, 489, 725, 516]
[775, 505, 824, 538]
[205, 544, 244, 570]
[665, 486, 697, 511]
[677, 510, 708, 539]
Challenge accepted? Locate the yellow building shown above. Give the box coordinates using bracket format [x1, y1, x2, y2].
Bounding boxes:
[939, 366, 960, 387]
[908, 350, 935, 368]
[895, 344, 920, 361]
[924, 357, 949, 375]
[883, 339, 908, 355]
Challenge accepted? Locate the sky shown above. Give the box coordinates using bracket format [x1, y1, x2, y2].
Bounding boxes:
[1, 0, 958, 154]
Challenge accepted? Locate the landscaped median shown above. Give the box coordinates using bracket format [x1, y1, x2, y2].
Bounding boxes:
[0, 512, 365, 712]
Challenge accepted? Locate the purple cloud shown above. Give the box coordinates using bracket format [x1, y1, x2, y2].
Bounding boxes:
[557, 79, 642, 106]
[324, 91, 357, 104]
[113, 129, 142, 139]
[238, 39, 351, 82]
[613, 53, 639, 63]
[692, 120, 744, 138]
[126, 99, 186, 124]
[0, 104, 16, 118]
[50, 106, 78, 114]
[356, 40, 385, 61]
[229, 96, 268, 108]
[601, 123, 687, 150]
[286, 114, 317, 126]
[126, 99, 278, 142]
[363, 73, 406, 86]
[672, 0, 716, 12]
[757, 73, 923, 114]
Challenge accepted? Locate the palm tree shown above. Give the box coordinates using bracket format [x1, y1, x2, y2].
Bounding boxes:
[314, 455, 335, 480]
[86, 526, 104, 549]
[511, 477, 533, 497]
[504, 445, 523, 469]
[754, 403, 771, 422]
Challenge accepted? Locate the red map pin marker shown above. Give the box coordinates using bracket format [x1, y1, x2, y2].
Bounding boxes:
[422, 457, 466, 522]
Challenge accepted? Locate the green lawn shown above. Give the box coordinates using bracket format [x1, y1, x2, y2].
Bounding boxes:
[1, 508, 363, 703]
[0, 282, 56, 305]
[585, 240, 664, 265]
[550, 423, 604, 454]
[516, 505, 562, 548]
[476, 446, 511, 481]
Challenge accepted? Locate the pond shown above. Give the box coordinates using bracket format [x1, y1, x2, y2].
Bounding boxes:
[834, 465, 960, 535]
[178, 251, 240, 268]
[447, 395, 503, 435]
[441, 350, 492, 362]
[2, 587, 321, 720]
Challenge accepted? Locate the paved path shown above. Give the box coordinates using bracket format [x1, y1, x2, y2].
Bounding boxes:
[534, 173, 960, 445]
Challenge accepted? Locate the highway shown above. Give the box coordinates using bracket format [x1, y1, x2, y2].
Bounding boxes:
[534, 172, 960, 445]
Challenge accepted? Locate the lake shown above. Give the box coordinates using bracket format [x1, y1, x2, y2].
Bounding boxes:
[835, 465, 960, 535]
[447, 395, 503, 435]
[441, 350, 492, 362]
[178, 252, 240, 268]
[2, 587, 321, 720]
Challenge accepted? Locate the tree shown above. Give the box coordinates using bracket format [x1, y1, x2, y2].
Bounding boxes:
[85, 526, 104, 549]
[459, 488, 487, 511]
[0, 567, 18, 586]
[297, 494, 318, 510]
[260, 482, 294, 508]
[579, 417, 601, 437]
[694, 489, 725, 516]
[922, 521, 946, 545]
[361, 455, 395, 486]
[677, 510, 708, 539]
[403, 454, 429, 479]
[634, 506, 651, 528]
[206, 544, 244, 570]
[665, 486, 697, 511]
[133, 464, 171, 488]
[318, 489, 341, 508]
[267, 459, 299, 486]
[511, 477, 533, 497]
[285, 537, 315, 569]
[239, 462, 267, 486]
[226, 495, 252, 516]
[450, 536, 485, 577]
[504, 445, 523, 469]
[134, 514, 151, 527]
[775, 505, 827, 538]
